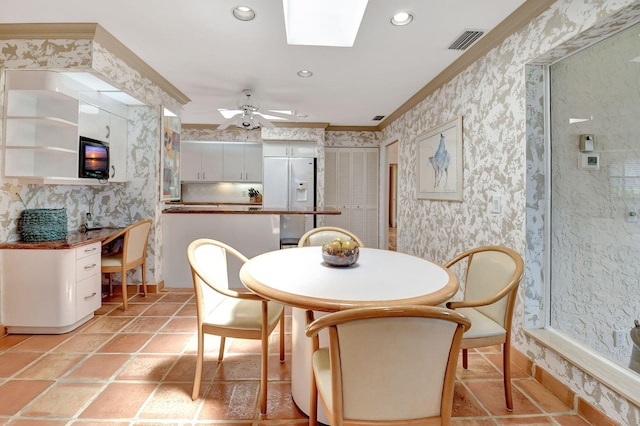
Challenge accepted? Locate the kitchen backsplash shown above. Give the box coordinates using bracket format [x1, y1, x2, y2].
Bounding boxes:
[180, 182, 264, 203]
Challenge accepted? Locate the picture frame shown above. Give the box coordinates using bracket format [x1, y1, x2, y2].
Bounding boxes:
[416, 116, 463, 201]
[160, 107, 181, 201]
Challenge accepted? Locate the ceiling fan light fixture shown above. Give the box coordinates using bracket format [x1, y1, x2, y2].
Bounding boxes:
[232, 6, 256, 21]
[283, 0, 368, 47]
[297, 70, 313, 78]
[391, 11, 414, 26]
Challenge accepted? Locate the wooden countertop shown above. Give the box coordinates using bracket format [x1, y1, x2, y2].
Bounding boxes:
[0, 228, 123, 250]
[162, 205, 341, 215]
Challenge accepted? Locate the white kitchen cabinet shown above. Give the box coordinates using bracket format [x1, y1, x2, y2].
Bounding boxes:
[263, 140, 315, 157]
[78, 102, 128, 182]
[324, 147, 379, 247]
[3, 71, 80, 181]
[0, 242, 102, 334]
[180, 141, 224, 181]
[223, 141, 262, 182]
[107, 113, 128, 182]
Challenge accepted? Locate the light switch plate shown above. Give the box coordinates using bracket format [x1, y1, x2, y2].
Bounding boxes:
[491, 194, 502, 214]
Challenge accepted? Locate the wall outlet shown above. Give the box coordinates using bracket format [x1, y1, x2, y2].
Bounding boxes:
[614, 330, 627, 347]
[9, 184, 21, 201]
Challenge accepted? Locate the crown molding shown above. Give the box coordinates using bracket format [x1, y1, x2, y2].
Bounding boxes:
[0, 22, 98, 39]
[326, 125, 379, 132]
[182, 122, 330, 130]
[0, 22, 190, 106]
[377, 0, 556, 131]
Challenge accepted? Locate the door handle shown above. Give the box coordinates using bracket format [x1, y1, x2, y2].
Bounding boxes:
[105, 125, 110, 139]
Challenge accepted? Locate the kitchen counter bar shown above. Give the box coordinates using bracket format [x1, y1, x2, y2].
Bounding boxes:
[0, 228, 123, 250]
[162, 205, 341, 215]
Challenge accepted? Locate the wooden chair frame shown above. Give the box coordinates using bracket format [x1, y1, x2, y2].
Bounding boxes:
[101, 219, 152, 311]
[298, 226, 365, 248]
[306, 305, 470, 426]
[445, 245, 524, 411]
[187, 238, 285, 415]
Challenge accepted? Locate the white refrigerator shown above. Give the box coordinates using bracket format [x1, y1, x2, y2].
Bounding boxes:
[262, 157, 316, 245]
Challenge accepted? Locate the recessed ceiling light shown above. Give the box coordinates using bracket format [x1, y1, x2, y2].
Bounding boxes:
[232, 6, 256, 21]
[391, 11, 414, 26]
[297, 70, 313, 78]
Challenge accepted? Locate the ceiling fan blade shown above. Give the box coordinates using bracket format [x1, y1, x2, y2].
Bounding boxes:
[261, 110, 295, 120]
[253, 114, 275, 129]
[216, 112, 242, 129]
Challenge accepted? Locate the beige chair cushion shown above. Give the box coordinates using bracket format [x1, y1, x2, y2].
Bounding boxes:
[101, 254, 123, 267]
[205, 297, 283, 329]
[457, 307, 506, 340]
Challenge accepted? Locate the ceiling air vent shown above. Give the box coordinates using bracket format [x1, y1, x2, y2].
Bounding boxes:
[448, 29, 485, 51]
[372, 115, 385, 121]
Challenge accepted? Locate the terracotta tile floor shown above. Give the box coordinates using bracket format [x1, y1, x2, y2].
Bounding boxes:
[0, 289, 595, 425]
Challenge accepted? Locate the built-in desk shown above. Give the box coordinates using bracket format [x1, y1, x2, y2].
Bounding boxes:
[0, 228, 123, 334]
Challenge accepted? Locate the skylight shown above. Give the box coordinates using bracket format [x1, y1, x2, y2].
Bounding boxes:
[282, 0, 369, 47]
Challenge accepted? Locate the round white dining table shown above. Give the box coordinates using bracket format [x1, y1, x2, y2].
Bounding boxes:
[239, 246, 459, 422]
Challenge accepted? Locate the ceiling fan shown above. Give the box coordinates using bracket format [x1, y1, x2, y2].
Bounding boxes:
[217, 89, 296, 130]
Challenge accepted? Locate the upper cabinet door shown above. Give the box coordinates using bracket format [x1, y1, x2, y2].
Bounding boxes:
[263, 141, 315, 157]
[180, 141, 202, 181]
[243, 142, 263, 182]
[200, 142, 224, 181]
[289, 141, 315, 157]
[222, 143, 246, 181]
[107, 114, 128, 182]
[78, 103, 110, 141]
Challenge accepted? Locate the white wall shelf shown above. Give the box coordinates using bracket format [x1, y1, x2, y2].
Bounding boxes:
[2, 69, 129, 184]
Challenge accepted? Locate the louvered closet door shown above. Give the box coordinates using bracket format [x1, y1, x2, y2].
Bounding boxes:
[323, 147, 379, 247]
[348, 150, 366, 242]
[364, 149, 379, 247]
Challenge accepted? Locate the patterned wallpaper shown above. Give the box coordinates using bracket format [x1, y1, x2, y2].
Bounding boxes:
[0, 37, 180, 293]
[380, 0, 640, 423]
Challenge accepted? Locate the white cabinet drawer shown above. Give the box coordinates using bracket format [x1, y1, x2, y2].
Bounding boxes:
[77, 242, 100, 260]
[77, 274, 101, 319]
[77, 252, 100, 281]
